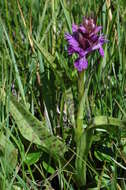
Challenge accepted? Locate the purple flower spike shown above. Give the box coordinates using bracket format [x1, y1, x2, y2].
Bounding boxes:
[74, 57, 88, 71]
[99, 47, 104, 57]
[72, 24, 78, 32]
[65, 16, 108, 71]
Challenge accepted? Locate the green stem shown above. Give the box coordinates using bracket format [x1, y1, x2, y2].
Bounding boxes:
[75, 71, 85, 142]
[75, 71, 94, 187]
[75, 70, 90, 187]
[75, 128, 93, 187]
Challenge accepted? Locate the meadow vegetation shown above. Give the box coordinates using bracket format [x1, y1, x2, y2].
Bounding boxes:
[0, 0, 126, 189]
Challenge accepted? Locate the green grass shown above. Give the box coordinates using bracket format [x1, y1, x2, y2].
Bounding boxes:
[0, 0, 126, 189]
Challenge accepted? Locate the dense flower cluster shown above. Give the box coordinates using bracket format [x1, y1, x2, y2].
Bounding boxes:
[65, 17, 108, 71]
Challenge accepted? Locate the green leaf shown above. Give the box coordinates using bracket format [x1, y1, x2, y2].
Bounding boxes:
[60, 0, 72, 33]
[0, 132, 18, 175]
[0, 23, 3, 43]
[91, 116, 126, 128]
[42, 161, 55, 174]
[33, 39, 56, 70]
[24, 152, 41, 165]
[0, 18, 26, 105]
[9, 95, 67, 159]
[94, 151, 112, 162]
[75, 128, 93, 187]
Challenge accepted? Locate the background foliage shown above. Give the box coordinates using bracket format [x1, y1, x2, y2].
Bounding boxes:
[0, 0, 126, 189]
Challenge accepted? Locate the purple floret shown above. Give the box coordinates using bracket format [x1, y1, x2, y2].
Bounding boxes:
[74, 57, 88, 72]
[65, 16, 108, 71]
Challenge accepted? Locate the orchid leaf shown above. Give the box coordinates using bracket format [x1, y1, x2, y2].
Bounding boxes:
[0, 132, 18, 175]
[9, 95, 67, 159]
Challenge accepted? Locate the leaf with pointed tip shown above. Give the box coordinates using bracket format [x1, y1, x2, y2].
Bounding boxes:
[9, 95, 67, 159]
[24, 152, 41, 165]
[42, 161, 55, 174]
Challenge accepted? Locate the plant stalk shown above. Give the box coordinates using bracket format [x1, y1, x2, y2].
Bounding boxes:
[75, 128, 93, 187]
[75, 71, 85, 142]
[75, 71, 94, 187]
[75, 71, 87, 187]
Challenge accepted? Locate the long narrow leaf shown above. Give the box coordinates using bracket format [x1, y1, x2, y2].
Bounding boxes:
[0, 18, 26, 105]
[9, 95, 67, 159]
[33, 39, 56, 69]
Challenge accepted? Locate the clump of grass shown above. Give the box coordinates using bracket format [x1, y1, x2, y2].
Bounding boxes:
[0, 0, 126, 189]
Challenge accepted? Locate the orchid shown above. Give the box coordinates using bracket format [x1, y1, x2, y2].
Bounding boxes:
[65, 17, 108, 71]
